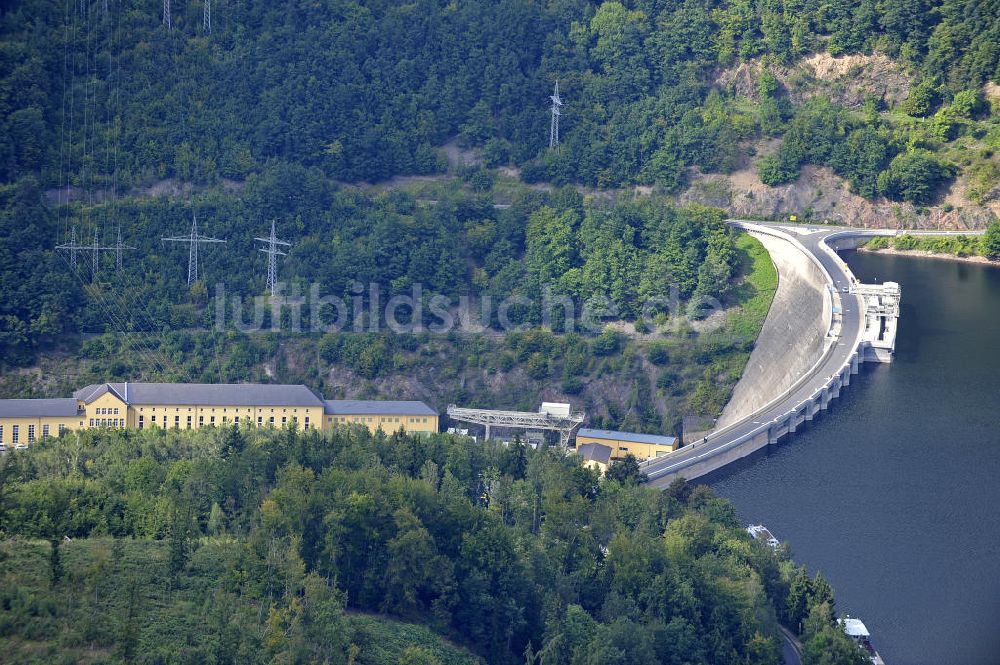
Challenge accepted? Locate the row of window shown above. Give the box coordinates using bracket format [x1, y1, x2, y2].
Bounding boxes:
[136, 414, 312, 430]
[137, 406, 309, 413]
[95, 407, 120, 415]
[89, 418, 124, 428]
[0, 423, 65, 444]
[329, 416, 430, 424]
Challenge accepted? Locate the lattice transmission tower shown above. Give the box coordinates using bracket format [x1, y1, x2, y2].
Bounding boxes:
[255, 220, 292, 297]
[56, 226, 85, 272]
[113, 226, 136, 272]
[203, 0, 211, 33]
[549, 80, 563, 149]
[163, 0, 171, 30]
[162, 214, 226, 285]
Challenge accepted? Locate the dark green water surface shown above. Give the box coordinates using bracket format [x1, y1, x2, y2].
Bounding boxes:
[710, 251, 1000, 665]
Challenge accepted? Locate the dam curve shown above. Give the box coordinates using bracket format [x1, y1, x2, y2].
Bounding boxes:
[644, 221, 905, 487]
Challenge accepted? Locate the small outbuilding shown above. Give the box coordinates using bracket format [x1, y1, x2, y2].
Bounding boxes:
[577, 442, 613, 475]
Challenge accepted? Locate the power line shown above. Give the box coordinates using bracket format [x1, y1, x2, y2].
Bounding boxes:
[162, 213, 227, 286]
[254, 220, 292, 297]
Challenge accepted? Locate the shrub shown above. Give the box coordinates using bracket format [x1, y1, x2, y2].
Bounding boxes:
[647, 342, 669, 366]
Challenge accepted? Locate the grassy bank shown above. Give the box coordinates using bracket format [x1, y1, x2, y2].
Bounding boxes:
[725, 233, 779, 342]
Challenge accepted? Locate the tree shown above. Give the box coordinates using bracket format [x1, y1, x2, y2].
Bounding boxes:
[982, 222, 1000, 260]
[901, 80, 938, 117]
[786, 567, 812, 629]
[398, 646, 442, 665]
[49, 539, 63, 587]
[878, 151, 950, 204]
[605, 454, 648, 485]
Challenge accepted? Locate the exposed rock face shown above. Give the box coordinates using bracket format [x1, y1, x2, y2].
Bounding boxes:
[694, 53, 998, 230]
[714, 52, 911, 108]
[681, 165, 994, 230]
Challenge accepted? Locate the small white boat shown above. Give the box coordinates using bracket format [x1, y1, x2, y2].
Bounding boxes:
[840, 616, 886, 665]
[746, 524, 781, 549]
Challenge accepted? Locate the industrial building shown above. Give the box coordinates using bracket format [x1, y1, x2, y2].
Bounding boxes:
[0, 382, 438, 447]
[575, 428, 679, 462]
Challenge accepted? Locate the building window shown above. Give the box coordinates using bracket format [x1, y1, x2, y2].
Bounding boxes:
[304, 417, 310, 428]
[269, 416, 275, 426]
[211, 416, 216, 425]
[12, 425, 19, 443]
[258, 416, 263, 426]
[0, 425, 3, 441]
[151, 415, 157, 426]
[89, 418, 94, 427]
[199, 415, 204, 427]
[281, 417, 287, 425]
[138, 416, 144, 430]
[114, 408, 119, 415]
[58, 424, 65, 436]
[174, 416, 180, 429]
[187, 416, 192, 429]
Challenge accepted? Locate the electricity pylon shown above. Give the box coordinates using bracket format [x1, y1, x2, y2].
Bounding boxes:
[162, 214, 226, 286]
[254, 220, 292, 296]
[549, 80, 563, 149]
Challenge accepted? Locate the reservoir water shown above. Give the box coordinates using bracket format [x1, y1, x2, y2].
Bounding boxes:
[709, 251, 1000, 665]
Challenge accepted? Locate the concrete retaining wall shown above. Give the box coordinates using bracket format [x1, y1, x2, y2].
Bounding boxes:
[715, 229, 832, 429]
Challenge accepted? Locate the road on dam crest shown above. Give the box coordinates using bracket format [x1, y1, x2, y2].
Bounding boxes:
[641, 221, 975, 487]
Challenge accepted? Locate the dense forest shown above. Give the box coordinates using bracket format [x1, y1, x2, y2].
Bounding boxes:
[0, 425, 868, 664]
[1, 0, 997, 367]
[0, 174, 752, 367]
[0, 0, 996, 190]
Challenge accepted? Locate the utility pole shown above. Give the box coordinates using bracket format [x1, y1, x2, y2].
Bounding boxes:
[203, 0, 211, 33]
[163, 0, 171, 30]
[254, 220, 291, 297]
[549, 80, 562, 149]
[162, 214, 226, 286]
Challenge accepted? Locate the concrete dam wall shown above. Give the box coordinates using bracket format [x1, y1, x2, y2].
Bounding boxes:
[715, 229, 832, 429]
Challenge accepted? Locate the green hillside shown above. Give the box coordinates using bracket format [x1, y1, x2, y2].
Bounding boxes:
[0, 0, 996, 189]
[0, 426, 867, 664]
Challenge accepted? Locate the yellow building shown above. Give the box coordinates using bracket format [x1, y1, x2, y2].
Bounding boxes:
[324, 400, 439, 435]
[576, 442, 612, 475]
[0, 382, 438, 448]
[575, 428, 678, 462]
[0, 398, 85, 448]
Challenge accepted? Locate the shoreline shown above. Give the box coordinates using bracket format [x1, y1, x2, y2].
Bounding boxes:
[858, 246, 999, 266]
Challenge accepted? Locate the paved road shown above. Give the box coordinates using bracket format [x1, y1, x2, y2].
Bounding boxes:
[644, 221, 866, 486]
[778, 625, 804, 665]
